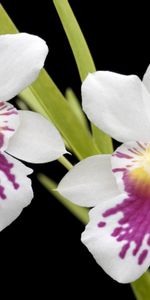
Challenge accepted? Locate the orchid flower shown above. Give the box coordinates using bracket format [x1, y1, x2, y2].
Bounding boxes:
[0, 33, 66, 231]
[58, 66, 150, 283]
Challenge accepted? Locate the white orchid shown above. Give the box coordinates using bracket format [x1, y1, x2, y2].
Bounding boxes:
[0, 33, 66, 231]
[58, 66, 150, 283]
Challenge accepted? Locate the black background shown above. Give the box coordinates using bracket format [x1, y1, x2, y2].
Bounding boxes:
[0, 0, 148, 298]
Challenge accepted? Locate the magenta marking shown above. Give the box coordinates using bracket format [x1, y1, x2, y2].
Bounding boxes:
[0, 153, 19, 200]
[133, 148, 142, 155]
[0, 133, 4, 148]
[114, 151, 133, 159]
[98, 145, 150, 265]
[138, 250, 148, 265]
[0, 101, 18, 149]
[128, 148, 142, 155]
[111, 227, 122, 237]
[0, 101, 18, 116]
[98, 182, 150, 264]
[119, 243, 130, 259]
[147, 236, 150, 246]
[112, 168, 126, 173]
[1, 126, 14, 132]
[98, 221, 106, 228]
[0, 102, 7, 109]
[0, 126, 15, 148]
[136, 142, 146, 151]
[0, 111, 18, 116]
[0, 185, 6, 199]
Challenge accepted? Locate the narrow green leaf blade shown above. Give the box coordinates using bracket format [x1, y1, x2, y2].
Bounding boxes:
[65, 88, 89, 130]
[53, 0, 113, 154]
[0, 4, 18, 33]
[131, 272, 150, 300]
[92, 125, 113, 154]
[20, 87, 48, 117]
[53, 0, 95, 81]
[38, 173, 89, 225]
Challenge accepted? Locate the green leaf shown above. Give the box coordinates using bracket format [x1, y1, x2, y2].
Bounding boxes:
[0, 5, 18, 33]
[53, 0, 113, 154]
[131, 272, 150, 300]
[65, 88, 89, 130]
[92, 125, 113, 154]
[0, 4, 100, 160]
[19, 87, 48, 117]
[53, 0, 95, 82]
[38, 173, 89, 225]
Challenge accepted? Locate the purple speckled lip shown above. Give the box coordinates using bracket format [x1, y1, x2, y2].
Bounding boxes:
[0, 153, 19, 199]
[97, 142, 150, 265]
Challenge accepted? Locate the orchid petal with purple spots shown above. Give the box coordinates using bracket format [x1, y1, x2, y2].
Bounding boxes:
[58, 65, 150, 283]
[0, 152, 33, 231]
[0, 33, 67, 231]
[81, 142, 150, 283]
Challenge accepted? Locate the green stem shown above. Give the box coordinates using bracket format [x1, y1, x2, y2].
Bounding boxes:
[38, 174, 89, 225]
[131, 272, 150, 300]
[58, 156, 73, 170]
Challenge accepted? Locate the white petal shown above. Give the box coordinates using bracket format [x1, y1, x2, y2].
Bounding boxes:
[82, 71, 150, 142]
[82, 194, 150, 283]
[0, 152, 33, 231]
[0, 101, 20, 151]
[0, 33, 48, 101]
[57, 155, 119, 207]
[143, 64, 150, 93]
[6, 111, 67, 163]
